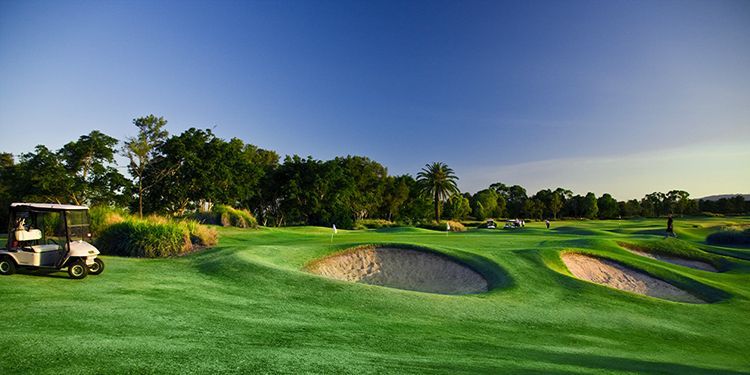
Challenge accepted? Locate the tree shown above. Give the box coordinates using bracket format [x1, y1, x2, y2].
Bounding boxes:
[730, 195, 746, 214]
[416, 162, 460, 223]
[472, 189, 499, 220]
[597, 193, 619, 219]
[0, 153, 15, 226]
[532, 188, 564, 219]
[666, 190, 692, 216]
[123, 115, 168, 216]
[444, 194, 471, 220]
[397, 175, 433, 224]
[549, 193, 563, 219]
[60, 131, 128, 206]
[14, 146, 71, 203]
[564, 194, 584, 218]
[620, 199, 641, 217]
[522, 198, 544, 219]
[582, 192, 598, 219]
[473, 201, 486, 220]
[644, 192, 667, 217]
[381, 175, 411, 221]
[334, 156, 387, 220]
[496, 194, 507, 218]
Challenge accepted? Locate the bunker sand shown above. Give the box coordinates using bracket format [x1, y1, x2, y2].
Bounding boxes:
[561, 253, 705, 303]
[618, 243, 718, 272]
[307, 247, 488, 294]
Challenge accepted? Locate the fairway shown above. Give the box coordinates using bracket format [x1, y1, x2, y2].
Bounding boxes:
[2, 217, 750, 374]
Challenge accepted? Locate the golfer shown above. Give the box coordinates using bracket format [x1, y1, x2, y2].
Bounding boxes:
[665, 214, 677, 238]
[545, 219, 550, 229]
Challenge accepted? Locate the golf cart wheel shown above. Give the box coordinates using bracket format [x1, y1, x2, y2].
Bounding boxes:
[89, 258, 104, 275]
[0, 256, 16, 276]
[67, 259, 88, 279]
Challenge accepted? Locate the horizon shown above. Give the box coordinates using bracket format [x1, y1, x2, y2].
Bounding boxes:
[1, 0, 749, 200]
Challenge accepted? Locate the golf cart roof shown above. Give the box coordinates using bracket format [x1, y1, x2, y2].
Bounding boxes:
[10, 203, 89, 211]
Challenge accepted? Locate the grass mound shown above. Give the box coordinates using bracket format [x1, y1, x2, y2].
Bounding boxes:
[617, 240, 727, 272]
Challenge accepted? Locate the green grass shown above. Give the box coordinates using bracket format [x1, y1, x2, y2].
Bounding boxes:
[2, 217, 750, 374]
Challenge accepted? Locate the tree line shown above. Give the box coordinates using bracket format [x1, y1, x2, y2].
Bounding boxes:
[1, 115, 748, 228]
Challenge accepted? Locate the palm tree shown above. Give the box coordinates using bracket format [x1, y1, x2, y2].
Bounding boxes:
[416, 162, 460, 223]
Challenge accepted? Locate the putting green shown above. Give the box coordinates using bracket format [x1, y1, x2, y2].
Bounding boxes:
[1, 217, 749, 374]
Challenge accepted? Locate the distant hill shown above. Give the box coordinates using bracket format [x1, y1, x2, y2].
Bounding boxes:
[698, 194, 750, 201]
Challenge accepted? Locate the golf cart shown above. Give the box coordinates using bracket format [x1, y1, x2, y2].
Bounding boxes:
[0, 203, 104, 279]
[485, 219, 496, 229]
[504, 219, 522, 229]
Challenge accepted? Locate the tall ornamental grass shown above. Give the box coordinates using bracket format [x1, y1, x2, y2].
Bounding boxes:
[93, 207, 218, 258]
[190, 205, 258, 228]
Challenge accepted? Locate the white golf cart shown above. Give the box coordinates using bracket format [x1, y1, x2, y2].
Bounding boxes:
[0, 203, 104, 279]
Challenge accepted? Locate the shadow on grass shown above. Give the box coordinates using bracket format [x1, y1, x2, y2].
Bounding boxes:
[699, 244, 750, 262]
[12, 268, 71, 279]
[505, 347, 747, 374]
[633, 228, 670, 236]
[552, 226, 605, 236]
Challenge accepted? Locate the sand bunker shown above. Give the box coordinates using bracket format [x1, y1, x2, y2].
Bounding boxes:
[307, 247, 488, 294]
[561, 253, 705, 303]
[619, 244, 718, 272]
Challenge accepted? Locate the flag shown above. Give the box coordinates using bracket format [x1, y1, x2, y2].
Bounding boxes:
[333, 224, 337, 234]
[446, 222, 450, 231]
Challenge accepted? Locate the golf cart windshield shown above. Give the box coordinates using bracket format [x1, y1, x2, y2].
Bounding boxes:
[66, 210, 91, 242]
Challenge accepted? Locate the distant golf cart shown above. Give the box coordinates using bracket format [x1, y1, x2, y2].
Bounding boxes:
[504, 219, 524, 229]
[0, 203, 104, 279]
[485, 219, 496, 229]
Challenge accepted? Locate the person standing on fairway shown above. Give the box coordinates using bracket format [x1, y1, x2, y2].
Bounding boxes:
[665, 215, 677, 238]
[545, 219, 550, 229]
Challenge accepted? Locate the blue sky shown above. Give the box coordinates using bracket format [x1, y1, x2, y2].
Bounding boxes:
[1, 0, 749, 199]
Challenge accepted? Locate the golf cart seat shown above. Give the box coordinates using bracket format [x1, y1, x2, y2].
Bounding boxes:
[30, 244, 60, 253]
[15, 228, 42, 241]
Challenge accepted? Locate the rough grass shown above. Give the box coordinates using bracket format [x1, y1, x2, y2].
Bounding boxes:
[93, 208, 218, 257]
[190, 205, 258, 228]
[418, 220, 467, 232]
[1, 217, 750, 374]
[89, 206, 128, 236]
[353, 218, 399, 229]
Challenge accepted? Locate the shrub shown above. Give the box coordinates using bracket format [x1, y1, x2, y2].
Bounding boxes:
[190, 205, 258, 228]
[95, 215, 218, 257]
[417, 220, 467, 232]
[96, 218, 190, 257]
[447, 220, 466, 232]
[353, 219, 399, 230]
[89, 206, 128, 236]
[707, 228, 750, 246]
[182, 219, 218, 247]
